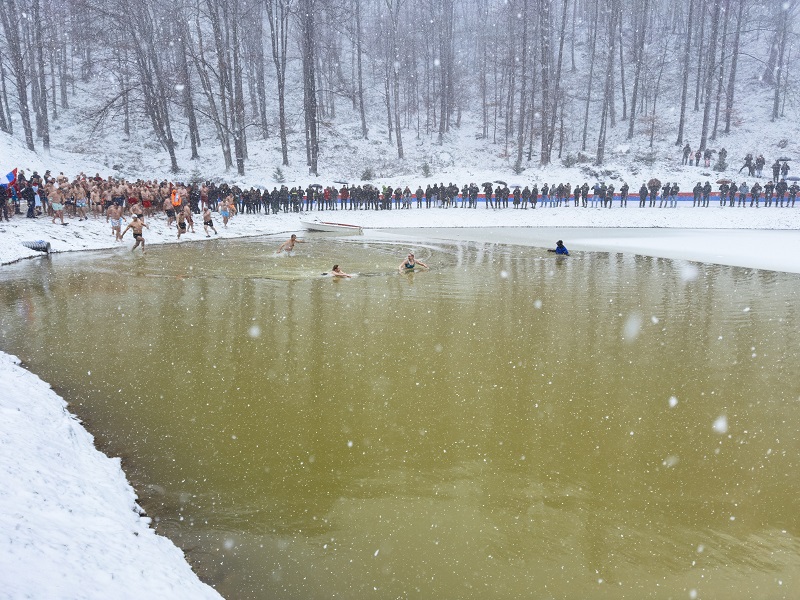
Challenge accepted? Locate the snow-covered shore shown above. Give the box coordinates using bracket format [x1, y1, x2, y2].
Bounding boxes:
[1, 205, 799, 599]
[0, 351, 223, 600]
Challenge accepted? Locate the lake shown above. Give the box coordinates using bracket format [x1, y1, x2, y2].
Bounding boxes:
[1, 230, 798, 599]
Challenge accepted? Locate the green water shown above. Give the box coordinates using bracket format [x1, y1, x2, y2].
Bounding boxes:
[1, 233, 799, 599]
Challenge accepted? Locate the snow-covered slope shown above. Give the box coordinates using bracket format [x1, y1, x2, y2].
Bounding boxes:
[0, 351, 222, 600]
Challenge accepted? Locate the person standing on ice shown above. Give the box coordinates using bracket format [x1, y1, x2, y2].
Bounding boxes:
[775, 179, 788, 206]
[788, 182, 798, 207]
[619, 182, 629, 207]
[771, 160, 781, 182]
[682, 143, 691, 165]
[737, 182, 749, 207]
[750, 182, 762, 207]
[702, 181, 712, 207]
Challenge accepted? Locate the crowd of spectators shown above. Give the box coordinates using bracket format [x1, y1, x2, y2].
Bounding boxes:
[1, 167, 797, 225]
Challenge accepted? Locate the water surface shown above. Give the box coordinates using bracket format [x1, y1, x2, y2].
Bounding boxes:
[1, 233, 798, 599]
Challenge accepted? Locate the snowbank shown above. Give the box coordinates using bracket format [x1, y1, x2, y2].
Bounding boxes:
[0, 352, 222, 600]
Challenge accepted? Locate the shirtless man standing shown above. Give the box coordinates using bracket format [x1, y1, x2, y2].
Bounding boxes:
[183, 204, 195, 233]
[202, 207, 218, 237]
[90, 186, 102, 219]
[121, 214, 149, 253]
[107, 203, 125, 241]
[176, 209, 188, 239]
[163, 196, 176, 228]
[277, 233, 304, 253]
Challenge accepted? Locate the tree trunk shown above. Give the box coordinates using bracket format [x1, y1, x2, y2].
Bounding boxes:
[0, 0, 34, 149]
[355, 0, 368, 138]
[177, 20, 200, 159]
[596, 0, 619, 165]
[627, 0, 649, 140]
[581, 0, 600, 151]
[0, 48, 8, 133]
[33, 0, 50, 150]
[515, 0, 529, 168]
[265, 0, 291, 166]
[699, 0, 722, 150]
[539, 0, 553, 162]
[676, 0, 695, 145]
[724, 0, 744, 134]
[711, 0, 730, 140]
[546, 0, 569, 159]
[299, 0, 319, 175]
[694, 0, 706, 112]
[771, 8, 788, 121]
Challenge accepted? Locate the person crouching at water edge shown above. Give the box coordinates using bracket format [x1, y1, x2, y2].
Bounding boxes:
[547, 240, 569, 256]
[121, 215, 149, 253]
[399, 252, 429, 273]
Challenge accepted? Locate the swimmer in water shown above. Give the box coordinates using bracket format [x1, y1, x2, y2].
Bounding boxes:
[547, 240, 569, 256]
[277, 233, 305, 253]
[330, 264, 352, 278]
[399, 252, 429, 273]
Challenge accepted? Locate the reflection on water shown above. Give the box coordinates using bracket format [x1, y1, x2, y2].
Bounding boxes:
[1, 233, 799, 599]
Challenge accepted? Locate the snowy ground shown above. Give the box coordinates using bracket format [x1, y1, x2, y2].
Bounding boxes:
[1, 204, 799, 599]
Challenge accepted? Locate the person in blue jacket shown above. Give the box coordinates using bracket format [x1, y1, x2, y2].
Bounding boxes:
[548, 240, 569, 256]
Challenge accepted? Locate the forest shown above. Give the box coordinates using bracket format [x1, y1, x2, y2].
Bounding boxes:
[0, 0, 795, 176]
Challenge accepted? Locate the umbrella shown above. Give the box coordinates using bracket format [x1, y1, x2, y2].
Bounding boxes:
[786, 176, 800, 181]
[309, 183, 323, 189]
[647, 178, 661, 188]
[494, 179, 507, 186]
[481, 181, 493, 187]
[777, 157, 792, 162]
[716, 178, 732, 184]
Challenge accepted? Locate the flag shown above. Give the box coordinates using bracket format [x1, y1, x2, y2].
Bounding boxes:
[2, 168, 17, 188]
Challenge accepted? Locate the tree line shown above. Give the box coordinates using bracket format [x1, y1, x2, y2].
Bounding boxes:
[0, 0, 795, 176]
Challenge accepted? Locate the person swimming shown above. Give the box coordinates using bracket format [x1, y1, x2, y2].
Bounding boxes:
[329, 264, 352, 278]
[399, 252, 429, 273]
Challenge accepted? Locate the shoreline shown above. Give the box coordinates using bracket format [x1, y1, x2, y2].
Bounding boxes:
[2, 204, 799, 269]
[2, 207, 799, 598]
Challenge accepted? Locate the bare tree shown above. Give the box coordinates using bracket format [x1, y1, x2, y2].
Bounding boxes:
[0, 0, 36, 150]
[265, 0, 292, 166]
[298, 0, 320, 175]
[676, 0, 695, 145]
[724, 0, 745, 134]
[699, 0, 722, 150]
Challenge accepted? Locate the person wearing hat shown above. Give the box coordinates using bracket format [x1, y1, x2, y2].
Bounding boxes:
[548, 240, 569, 256]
